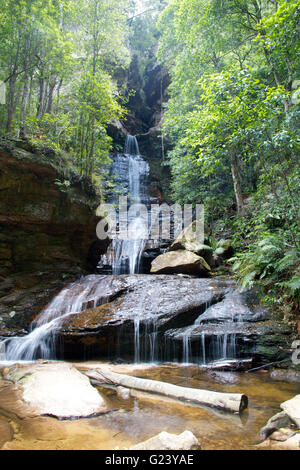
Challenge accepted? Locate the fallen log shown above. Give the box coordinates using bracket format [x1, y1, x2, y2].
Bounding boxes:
[84, 368, 248, 413]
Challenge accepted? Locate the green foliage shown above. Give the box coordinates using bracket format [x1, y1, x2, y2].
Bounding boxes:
[231, 231, 300, 316]
[158, 0, 300, 315]
[0, 0, 131, 178]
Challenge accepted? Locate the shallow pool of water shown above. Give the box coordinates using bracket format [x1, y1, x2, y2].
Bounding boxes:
[0, 362, 299, 450]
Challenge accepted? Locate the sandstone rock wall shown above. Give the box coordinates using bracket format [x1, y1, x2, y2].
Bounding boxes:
[0, 140, 109, 332]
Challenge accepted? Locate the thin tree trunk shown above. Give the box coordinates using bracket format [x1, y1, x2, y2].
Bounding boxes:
[37, 76, 46, 118]
[230, 152, 245, 216]
[27, 76, 33, 115]
[55, 78, 63, 112]
[19, 77, 30, 123]
[46, 79, 56, 115]
[6, 37, 21, 131]
[6, 75, 17, 131]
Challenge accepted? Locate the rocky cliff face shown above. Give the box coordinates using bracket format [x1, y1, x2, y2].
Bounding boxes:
[0, 140, 108, 333]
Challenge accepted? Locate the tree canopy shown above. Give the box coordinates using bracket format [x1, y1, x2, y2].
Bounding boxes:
[0, 0, 131, 176]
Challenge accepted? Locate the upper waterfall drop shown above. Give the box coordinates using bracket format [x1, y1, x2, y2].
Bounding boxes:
[124, 134, 140, 156]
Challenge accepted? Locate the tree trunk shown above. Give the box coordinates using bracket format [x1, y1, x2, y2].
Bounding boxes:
[55, 78, 63, 112]
[230, 153, 245, 216]
[6, 75, 17, 131]
[6, 38, 21, 131]
[84, 368, 248, 414]
[27, 76, 33, 116]
[37, 76, 46, 118]
[46, 80, 56, 115]
[19, 77, 30, 123]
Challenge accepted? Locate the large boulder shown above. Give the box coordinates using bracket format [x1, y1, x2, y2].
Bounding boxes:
[169, 223, 233, 268]
[4, 362, 108, 419]
[151, 250, 211, 275]
[130, 431, 201, 451]
[281, 395, 300, 428]
[170, 222, 206, 255]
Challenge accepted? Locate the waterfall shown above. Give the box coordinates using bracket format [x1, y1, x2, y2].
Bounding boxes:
[100, 135, 150, 275]
[134, 318, 141, 363]
[177, 290, 247, 366]
[182, 335, 191, 364]
[124, 134, 140, 156]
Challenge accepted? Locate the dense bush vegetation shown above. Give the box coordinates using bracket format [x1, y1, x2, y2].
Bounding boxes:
[157, 0, 300, 316]
[0, 0, 132, 177]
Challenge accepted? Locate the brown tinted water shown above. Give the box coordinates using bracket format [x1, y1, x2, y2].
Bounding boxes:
[0, 363, 299, 450]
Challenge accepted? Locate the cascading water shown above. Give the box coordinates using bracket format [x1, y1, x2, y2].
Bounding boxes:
[176, 290, 249, 366]
[4, 276, 120, 361]
[100, 135, 150, 275]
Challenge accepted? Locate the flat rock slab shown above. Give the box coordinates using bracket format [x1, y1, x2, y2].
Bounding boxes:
[4, 362, 108, 419]
[281, 395, 300, 428]
[130, 430, 201, 450]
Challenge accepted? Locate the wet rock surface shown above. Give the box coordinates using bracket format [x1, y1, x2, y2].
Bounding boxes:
[193, 290, 268, 324]
[57, 275, 232, 359]
[2, 273, 293, 366]
[165, 289, 291, 365]
[31, 274, 291, 366]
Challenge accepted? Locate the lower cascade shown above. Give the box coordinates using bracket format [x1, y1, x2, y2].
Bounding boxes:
[3, 273, 268, 366]
[5, 276, 113, 360]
